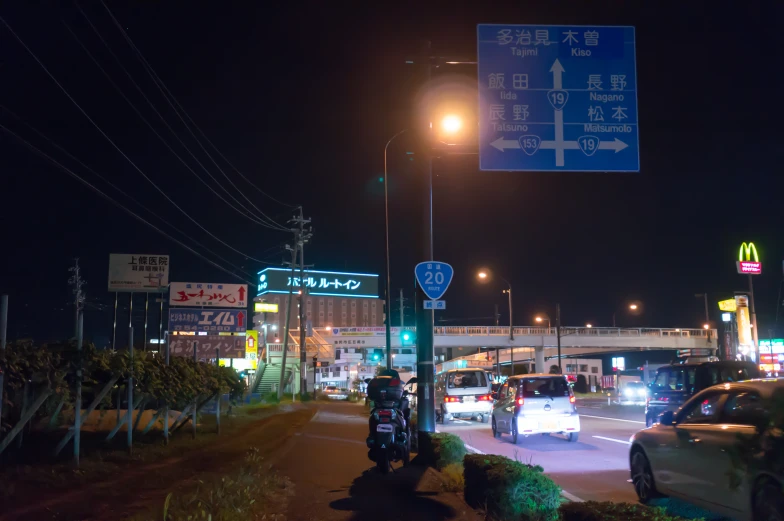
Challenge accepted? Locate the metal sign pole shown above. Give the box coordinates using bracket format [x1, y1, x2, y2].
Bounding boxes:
[112, 292, 118, 350]
[192, 341, 197, 439]
[127, 325, 134, 455]
[215, 347, 221, 435]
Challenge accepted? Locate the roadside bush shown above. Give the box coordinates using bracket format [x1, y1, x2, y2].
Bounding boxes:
[559, 501, 694, 521]
[464, 454, 561, 521]
[419, 432, 466, 469]
[441, 463, 465, 492]
[574, 374, 588, 394]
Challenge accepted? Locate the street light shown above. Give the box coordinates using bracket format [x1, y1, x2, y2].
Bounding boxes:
[535, 316, 551, 328]
[703, 323, 710, 330]
[477, 270, 513, 341]
[586, 323, 593, 328]
[441, 114, 463, 134]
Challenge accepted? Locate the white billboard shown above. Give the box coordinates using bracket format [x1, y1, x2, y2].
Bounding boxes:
[108, 254, 169, 292]
[169, 282, 248, 308]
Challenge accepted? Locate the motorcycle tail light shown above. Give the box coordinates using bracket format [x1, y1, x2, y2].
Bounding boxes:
[569, 396, 576, 404]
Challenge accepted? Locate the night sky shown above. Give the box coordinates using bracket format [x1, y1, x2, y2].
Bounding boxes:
[1, 2, 783, 345]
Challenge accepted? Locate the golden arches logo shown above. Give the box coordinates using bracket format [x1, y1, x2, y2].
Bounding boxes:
[738, 242, 759, 262]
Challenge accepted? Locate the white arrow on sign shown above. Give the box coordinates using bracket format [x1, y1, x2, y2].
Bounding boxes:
[598, 138, 629, 153]
[490, 137, 521, 151]
[550, 59, 564, 90]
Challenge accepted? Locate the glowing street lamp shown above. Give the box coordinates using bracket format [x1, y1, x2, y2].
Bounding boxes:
[586, 323, 593, 328]
[535, 316, 551, 328]
[477, 269, 513, 341]
[441, 114, 463, 134]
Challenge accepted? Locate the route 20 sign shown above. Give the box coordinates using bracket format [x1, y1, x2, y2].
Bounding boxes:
[415, 262, 454, 300]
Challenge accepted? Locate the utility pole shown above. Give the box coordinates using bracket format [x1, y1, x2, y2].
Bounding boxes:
[291, 208, 313, 399]
[68, 258, 85, 466]
[0, 295, 8, 434]
[278, 239, 299, 400]
[556, 303, 562, 374]
[399, 288, 405, 327]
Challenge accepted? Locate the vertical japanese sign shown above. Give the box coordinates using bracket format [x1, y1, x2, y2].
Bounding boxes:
[735, 295, 753, 354]
[108, 254, 169, 292]
[245, 330, 259, 369]
[477, 24, 639, 172]
[169, 282, 248, 308]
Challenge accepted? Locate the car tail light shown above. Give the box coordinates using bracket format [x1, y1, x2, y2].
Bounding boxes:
[569, 396, 576, 404]
[390, 378, 401, 386]
[477, 395, 492, 401]
[378, 410, 392, 417]
[516, 397, 524, 406]
[444, 396, 460, 403]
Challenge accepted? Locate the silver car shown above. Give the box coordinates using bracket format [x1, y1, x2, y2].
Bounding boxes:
[491, 374, 580, 443]
[629, 379, 784, 521]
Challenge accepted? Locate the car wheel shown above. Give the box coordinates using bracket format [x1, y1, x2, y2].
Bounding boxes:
[567, 432, 579, 443]
[753, 479, 784, 521]
[491, 416, 500, 438]
[631, 450, 658, 504]
[482, 414, 489, 424]
[511, 421, 519, 444]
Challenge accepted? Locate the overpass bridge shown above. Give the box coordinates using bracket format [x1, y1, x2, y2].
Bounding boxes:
[262, 325, 717, 368]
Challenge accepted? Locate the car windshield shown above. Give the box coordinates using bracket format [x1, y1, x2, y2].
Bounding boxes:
[520, 377, 569, 398]
[447, 371, 486, 389]
[626, 382, 645, 389]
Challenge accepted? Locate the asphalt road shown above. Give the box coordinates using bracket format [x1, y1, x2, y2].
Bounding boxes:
[438, 402, 646, 503]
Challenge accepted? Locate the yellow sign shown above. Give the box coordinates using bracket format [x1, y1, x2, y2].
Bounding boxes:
[245, 330, 259, 369]
[254, 302, 279, 313]
[736, 295, 752, 350]
[718, 299, 737, 312]
[739, 242, 759, 262]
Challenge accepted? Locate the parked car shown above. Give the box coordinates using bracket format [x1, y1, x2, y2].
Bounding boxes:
[435, 368, 493, 423]
[630, 379, 784, 521]
[323, 385, 348, 400]
[645, 361, 760, 426]
[491, 374, 580, 443]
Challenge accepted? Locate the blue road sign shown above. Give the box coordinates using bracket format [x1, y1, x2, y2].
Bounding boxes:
[415, 262, 454, 300]
[168, 308, 247, 333]
[423, 300, 446, 310]
[478, 24, 639, 172]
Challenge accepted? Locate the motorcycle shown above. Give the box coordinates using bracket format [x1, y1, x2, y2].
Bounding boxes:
[366, 376, 417, 474]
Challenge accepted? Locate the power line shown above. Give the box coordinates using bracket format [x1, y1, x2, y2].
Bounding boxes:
[0, 122, 259, 287]
[0, 103, 257, 277]
[99, 1, 297, 223]
[63, 17, 286, 232]
[0, 14, 274, 264]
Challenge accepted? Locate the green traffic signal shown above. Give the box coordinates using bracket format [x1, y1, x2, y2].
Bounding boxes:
[401, 331, 416, 346]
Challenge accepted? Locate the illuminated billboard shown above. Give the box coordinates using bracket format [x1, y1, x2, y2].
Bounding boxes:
[735, 295, 753, 353]
[737, 242, 762, 275]
[256, 268, 379, 298]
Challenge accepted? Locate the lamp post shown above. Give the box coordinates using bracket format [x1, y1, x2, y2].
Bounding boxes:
[477, 271, 513, 341]
[613, 303, 640, 327]
[535, 316, 551, 329]
[383, 129, 408, 370]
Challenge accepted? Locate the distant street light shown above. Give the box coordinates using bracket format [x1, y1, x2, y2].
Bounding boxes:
[477, 269, 513, 341]
[586, 323, 593, 328]
[703, 324, 710, 330]
[629, 304, 638, 310]
[535, 315, 551, 328]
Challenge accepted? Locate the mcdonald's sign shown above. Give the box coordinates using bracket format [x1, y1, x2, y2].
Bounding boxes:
[737, 242, 762, 275]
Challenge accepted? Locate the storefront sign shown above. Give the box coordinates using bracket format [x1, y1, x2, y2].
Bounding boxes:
[718, 299, 737, 312]
[737, 242, 762, 275]
[169, 335, 245, 359]
[257, 268, 379, 298]
[254, 302, 279, 313]
[108, 254, 169, 292]
[735, 295, 753, 353]
[169, 282, 247, 308]
[169, 308, 247, 333]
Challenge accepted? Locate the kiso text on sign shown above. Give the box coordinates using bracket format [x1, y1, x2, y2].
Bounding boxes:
[108, 254, 169, 292]
[169, 282, 248, 308]
[168, 308, 247, 333]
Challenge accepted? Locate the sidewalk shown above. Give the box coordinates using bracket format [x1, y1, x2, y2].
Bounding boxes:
[272, 402, 481, 521]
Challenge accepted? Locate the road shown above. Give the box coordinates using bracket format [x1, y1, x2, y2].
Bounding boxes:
[438, 401, 646, 503]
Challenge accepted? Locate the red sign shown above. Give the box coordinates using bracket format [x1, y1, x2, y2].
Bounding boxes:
[737, 261, 762, 275]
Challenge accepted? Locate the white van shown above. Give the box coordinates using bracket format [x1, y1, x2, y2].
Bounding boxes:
[435, 368, 493, 423]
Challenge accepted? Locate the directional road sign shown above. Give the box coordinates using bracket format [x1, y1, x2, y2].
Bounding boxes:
[423, 300, 446, 310]
[168, 308, 247, 333]
[478, 24, 639, 172]
[415, 262, 454, 301]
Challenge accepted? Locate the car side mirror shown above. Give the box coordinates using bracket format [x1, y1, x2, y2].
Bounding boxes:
[658, 410, 675, 426]
[406, 377, 418, 385]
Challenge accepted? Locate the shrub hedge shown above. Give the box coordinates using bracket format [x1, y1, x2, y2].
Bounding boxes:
[559, 501, 694, 521]
[418, 432, 467, 469]
[464, 454, 561, 521]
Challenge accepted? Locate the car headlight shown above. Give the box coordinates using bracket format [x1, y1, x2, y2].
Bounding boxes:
[624, 389, 633, 396]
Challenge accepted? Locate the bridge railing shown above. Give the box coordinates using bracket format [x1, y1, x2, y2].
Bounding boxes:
[433, 326, 715, 338]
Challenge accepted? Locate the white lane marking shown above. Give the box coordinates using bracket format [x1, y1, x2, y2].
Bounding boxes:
[561, 490, 585, 503]
[592, 435, 632, 445]
[464, 443, 485, 455]
[580, 414, 646, 425]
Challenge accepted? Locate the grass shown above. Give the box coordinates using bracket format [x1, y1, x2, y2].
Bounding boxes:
[440, 463, 465, 492]
[0, 402, 312, 519]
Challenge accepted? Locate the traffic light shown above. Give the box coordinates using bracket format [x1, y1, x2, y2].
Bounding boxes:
[401, 330, 416, 346]
[371, 353, 380, 361]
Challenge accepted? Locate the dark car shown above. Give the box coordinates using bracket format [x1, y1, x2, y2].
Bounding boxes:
[644, 360, 760, 426]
